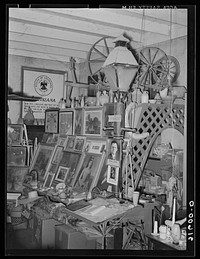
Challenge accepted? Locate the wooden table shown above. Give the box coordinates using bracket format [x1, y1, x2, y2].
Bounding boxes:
[22, 184, 157, 249]
[146, 234, 186, 250]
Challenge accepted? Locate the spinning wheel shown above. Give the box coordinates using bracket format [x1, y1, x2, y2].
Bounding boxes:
[163, 55, 180, 84]
[137, 48, 180, 89]
[86, 36, 115, 85]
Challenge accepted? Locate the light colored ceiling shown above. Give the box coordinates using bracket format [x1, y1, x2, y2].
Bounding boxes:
[8, 7, 187, 65]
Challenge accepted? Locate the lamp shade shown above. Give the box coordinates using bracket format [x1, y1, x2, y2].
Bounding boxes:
[101, 37, 138, 92]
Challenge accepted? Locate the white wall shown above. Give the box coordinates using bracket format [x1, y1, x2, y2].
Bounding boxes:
[7, 55, 80, 123]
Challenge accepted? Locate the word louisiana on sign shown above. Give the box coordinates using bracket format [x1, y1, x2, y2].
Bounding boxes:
[22, 67, 65, 119]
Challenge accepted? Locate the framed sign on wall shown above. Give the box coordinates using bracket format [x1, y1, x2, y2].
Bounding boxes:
[21, 67, 65, 119]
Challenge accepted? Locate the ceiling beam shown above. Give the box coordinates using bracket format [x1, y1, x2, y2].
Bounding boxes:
[9, 20, 115, 47]
[9, 31, 97, 53]
[8, 49, 86, 63]
[38, 8, 171, 36]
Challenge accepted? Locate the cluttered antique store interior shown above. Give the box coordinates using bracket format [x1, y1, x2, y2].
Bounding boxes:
[6, 6, 193, 254]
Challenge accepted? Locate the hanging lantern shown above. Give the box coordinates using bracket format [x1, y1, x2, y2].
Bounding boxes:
[101, 35, 138, 92]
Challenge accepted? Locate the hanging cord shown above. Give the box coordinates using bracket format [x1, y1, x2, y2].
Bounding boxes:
[168, 9, 176, 176]
[131, 8, 145, 129]
[135, 9, 145, 91]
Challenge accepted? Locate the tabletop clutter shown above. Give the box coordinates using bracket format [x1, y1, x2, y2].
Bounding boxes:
[150, 196, 186, 249]
[7, 171, 187, 251]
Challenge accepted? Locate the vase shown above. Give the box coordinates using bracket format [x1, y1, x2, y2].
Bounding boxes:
[171, 223, 181, 244]
[23, 106, 35, 125]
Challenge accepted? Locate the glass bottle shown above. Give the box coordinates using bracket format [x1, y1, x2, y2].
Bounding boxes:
[141, 90, 149, 103]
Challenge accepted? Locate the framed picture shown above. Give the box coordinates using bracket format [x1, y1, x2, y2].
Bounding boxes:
[107, 138, 121, 167]
[21, 67, 65, 120]
[51, 146, 64, 164]
[46, 163, 58, 175]
[95, 157, 110, 191]
[41, 133, 49, 143]
[85, 138, 107, 154]
[7, 146, 27, 166]
[53, 151, 82, 187]
[43, 172, 55, 188]
[55, 166, 70, 182]
[103, 103, 114, 137]
[74, 108, 83, 135]
[29, 143, 55, 181]
[7, 124, 24, 145]
[7, 165, 29, 192]
[64, 136, 76, 151]
[52, 134, 59, 144]
[45, 109, 59, 133]
[107, 165, 119, 186]
[72, 152, 105, 193]
[83, 107, 103, 137]
[59, 110, 74, 135]
[57, 136, 68, 147]
[74, 136, 86, 153]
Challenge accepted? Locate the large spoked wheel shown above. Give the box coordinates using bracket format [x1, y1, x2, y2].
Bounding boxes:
[86, 36, 115, 85]
[137, 48, 181, 90]
[137, 47, 169, 89]
[163, 55, 180, 84]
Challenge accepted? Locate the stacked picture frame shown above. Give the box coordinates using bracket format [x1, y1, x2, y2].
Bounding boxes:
[7, 124, 31, 193]
[44, 106, 114, 138]
[27, 106, 122, 195]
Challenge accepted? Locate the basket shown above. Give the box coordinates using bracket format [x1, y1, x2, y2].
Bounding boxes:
[11, 215, 27, 225]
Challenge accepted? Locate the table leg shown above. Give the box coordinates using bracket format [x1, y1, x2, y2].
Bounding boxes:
[148, 238, 153, 250]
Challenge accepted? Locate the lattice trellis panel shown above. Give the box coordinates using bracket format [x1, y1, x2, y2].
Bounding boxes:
[122, 103, 185, 191]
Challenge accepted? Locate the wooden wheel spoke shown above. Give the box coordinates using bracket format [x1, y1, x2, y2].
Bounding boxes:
[151, 48, 159, 64]
[139, 70, 148, 84]
[148, 48, 151, 64]
[139, 69, 149, 85]
[92, 68, 102, 75]
[140, 51, 151, 65]
[151, 68, 162, 81]
[152, 67, 167, 74]
[169, 65, 176, 69]
[104, 38, 110, 56]
[169, 70, 176, 75]
[153, 55, 167, 66]
[93, 47, 107, 59]
[88, 59, 105, 63]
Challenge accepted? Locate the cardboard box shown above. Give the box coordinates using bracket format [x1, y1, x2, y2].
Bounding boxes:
[33, 216, 60, 249]
[55, 224, 96, 249]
